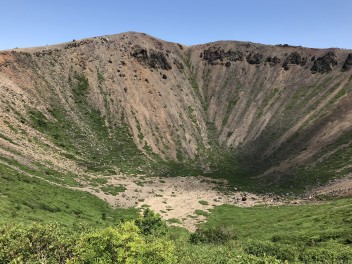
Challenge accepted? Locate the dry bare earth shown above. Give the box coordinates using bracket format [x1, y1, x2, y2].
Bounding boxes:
[81, 175, 292, 231]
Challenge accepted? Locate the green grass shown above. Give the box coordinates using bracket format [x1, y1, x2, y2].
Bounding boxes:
[194, 209, 209, 217]
[198, 200, 209, 206]
[100, 184, 126, 195]
[0, 132, 18, 145]
[0, 162, 137, 227]
[195, 198, 352, 262]
[0, 156, 80, 187]
[167, 218, 182, 224]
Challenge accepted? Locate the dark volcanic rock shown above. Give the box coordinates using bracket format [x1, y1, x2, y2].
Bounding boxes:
[246, 53, 264, 64]
[342, 53, 352, 71]
[266, 56, 281, 66]
[149, 51, 172, 70]
[226, 50, 243, 61]
[131, 47, 171, 70]
[202, 47, 243, 64]
[131, 47, 148, 61]
[311, 51, 338, 74]
[282, 52, 307, 70]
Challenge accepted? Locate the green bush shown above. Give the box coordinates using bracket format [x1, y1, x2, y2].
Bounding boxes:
[0, 223, 75, 263]
[0, 221, 176, 264]
[177, 244, 285, 264]
[243, 240, 298, 262]
[69, 221, 176, 264]
[135, 208, 167, 236]
[190, 225, 237, 244]
[299, 247, 352, 263]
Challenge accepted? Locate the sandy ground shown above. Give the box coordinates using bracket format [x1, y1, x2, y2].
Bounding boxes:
[313, 175, 352, 197]
[80, 175, 292, 231]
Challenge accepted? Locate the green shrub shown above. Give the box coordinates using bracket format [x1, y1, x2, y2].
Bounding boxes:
[135, 208, 167, 236]
[0, 221, 176, 264]
[0, 223, 75, 263]
[300, 247, 352, 263]
[69, 221, 176, 264]
[177, 244, 284, 264]
[190, 226, 237, 244]
[243, 240, 298, 262]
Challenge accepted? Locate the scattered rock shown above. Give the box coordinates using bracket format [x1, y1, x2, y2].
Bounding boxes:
[311, 51, 338, 74]
[225, 62, 231, 67]
[342, 53, 352, 71]
[162, 74, 167, 79]
[173, 59, 184, 70]
[241, 196, 247, 201]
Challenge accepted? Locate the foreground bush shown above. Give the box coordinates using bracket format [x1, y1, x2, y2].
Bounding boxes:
[0, 223, 75, 263]
[0, 221, 176, 264]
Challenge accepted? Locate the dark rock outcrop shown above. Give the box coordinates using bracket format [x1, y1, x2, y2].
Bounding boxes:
[246, 53, 264, 64]
[282, 52, 307, 70]
[202, 47, 243, 64]
[131, 47, 171, 70]
[342, 53, 352, 71]
[149, 51, 172, 70]
[311, 51, 338, 74]
[266, 56, 281, 66]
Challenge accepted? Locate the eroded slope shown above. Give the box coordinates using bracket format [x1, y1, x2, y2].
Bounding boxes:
[1, 32, 352, 193]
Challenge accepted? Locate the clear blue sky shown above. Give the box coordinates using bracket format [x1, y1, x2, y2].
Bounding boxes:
[1, 0, 352, 50]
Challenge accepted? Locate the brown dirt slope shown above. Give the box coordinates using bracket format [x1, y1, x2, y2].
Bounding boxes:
[1, 32, 352, 193]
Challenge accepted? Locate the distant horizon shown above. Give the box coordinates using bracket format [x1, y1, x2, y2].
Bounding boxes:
[1, 0, 351, 50]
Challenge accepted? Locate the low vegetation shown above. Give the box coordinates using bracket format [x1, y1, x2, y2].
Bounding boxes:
[2, 196, 352, 263]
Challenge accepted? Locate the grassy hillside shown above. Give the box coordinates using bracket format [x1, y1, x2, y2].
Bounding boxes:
[0, 161, 136, 227]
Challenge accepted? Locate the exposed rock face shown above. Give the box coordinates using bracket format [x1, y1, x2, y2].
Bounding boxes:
[1, 32, 352, 192]
[282, 52, 307, 70]
[131, 46, 171, 70]
[202, 47, 243, 64]
[342, 53, 352, 71]
[311, 51, 338, 74]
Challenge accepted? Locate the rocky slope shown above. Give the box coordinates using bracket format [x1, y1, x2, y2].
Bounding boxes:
[1, 32, 352, 193]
